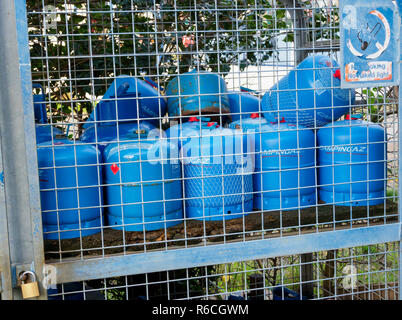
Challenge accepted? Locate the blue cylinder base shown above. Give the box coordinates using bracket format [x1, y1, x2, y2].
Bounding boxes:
[185, 200, 253, 221]
[319, 189, 385, 207]
[43, 216, 102, 240]
[107, 208, 183, 231]
[253, 192, 316, 211]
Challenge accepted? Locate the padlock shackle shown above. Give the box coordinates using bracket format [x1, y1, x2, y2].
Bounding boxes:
[20, 270, 37, 283]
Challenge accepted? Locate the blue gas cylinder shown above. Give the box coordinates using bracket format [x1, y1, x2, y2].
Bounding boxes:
[81, 121, 157, 154]
[317, 114, 386, 206]
[228, 91, 263, 121]
[35, 125, 63, 144]
[181, 122, 254, 221]
[165, 70, 230, 117]
[32, 83, 48, 124]
[103, 129, 183, 231]
[84, 75, 167, 128]
[253, 122, 316, 211]
[165, 116, 212, 150]
[33, 83, 64, 143]
[261, 55, 355, 128]
[228, 112, 268, 159]
[37, 138, 103, 239]
[229, 113, 268, 206]
[229, 112, 269, 131]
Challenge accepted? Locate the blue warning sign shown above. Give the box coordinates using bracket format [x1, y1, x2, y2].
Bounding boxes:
[340, 0, 400, 88]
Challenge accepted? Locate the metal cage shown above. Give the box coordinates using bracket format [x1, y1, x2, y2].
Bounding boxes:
[0, 0, 400, 300]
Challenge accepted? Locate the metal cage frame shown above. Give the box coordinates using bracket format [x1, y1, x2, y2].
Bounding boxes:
[0, 0, 401, 300]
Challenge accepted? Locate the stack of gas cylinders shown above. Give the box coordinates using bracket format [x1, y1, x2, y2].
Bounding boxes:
[34, 54, 387, 240]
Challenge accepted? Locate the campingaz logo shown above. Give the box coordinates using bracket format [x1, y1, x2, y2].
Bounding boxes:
[262, 149, 301, 157]
[319, 146, 367, 154]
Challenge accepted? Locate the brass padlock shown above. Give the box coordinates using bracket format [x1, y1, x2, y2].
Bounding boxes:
[19, 271, 40, 299]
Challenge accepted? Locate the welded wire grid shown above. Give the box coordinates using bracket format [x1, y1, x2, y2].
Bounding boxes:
[45, 242, 399, 300]
[26, 0, 399, 264]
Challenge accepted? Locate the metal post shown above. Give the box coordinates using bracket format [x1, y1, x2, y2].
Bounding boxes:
[0, 0, 46, 300]
[398, 1, 402, 301]
[300, 253, 314, 299]
[0, 147, 12, 300]
[282, 0, 312, 298]
[282, 0, 309, 64]
[248, 273, 264, 300]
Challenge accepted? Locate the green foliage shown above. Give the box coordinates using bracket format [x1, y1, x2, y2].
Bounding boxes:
[302, 1, 339, 41]
[360, 87, 396, 123]
[27, 0, 285, 132]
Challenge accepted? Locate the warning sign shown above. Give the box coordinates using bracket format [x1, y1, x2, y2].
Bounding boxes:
[340, 0, 399, 88]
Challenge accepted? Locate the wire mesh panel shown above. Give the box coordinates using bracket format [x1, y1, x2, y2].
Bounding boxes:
[44, 241, 399, 300]
[25, 0, 399, 274]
